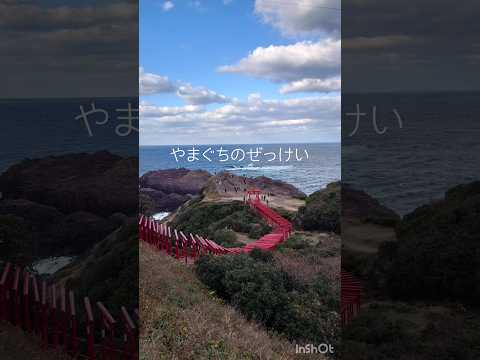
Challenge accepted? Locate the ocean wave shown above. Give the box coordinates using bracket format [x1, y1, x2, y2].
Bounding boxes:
[226, 164, 294, 172]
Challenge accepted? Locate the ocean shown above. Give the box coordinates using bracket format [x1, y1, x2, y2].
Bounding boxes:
[140, 143, 340, 196]
[0, 97, 138, 174]
[343, 91, 480, 216]
[3, 92, 479, 217]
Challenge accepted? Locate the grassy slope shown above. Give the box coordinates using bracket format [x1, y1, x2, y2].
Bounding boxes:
[0, 323, 68, 360]
[140, 242, 326, 360]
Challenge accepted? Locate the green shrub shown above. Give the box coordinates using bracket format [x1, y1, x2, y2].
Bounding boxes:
[247, 223, 270, 239]
[372, 181, 480, 304]
[277, 234, 311, 251]
[195, 254, 339, 346]
[212, 228, 241, 247]
[295, 182, 340, 233]
[139, 192, 156, 216]
[171, 201, 271, 240]
[249, 248, 274, 263]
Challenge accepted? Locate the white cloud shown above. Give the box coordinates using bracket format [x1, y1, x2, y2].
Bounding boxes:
[139, 67, 175, 95]
[280, 76, 340, 94]
[254, 0, 340, 37]
[162, 1, 174, 12]
[218, 40, 340, 83]
[264, 118, 314, 126]
[140, 68, 230, 104]
[140, 94, 340, 144]
[140, 103, 202, 118]
[176, 84, 230, 105]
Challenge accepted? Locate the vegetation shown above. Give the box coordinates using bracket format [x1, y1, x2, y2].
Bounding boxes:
[342, 302, 480, 360]
[195, 251, 339, 348]
[139, 192, 156, 216]
[62, 220, 138, 315]
[0, 215, 33, 263]
[140, 243, 317, 360]
[371, 181, 480, 304]
[212, 228, 239, 247]
[295, 182, 340, 233]
[170, 200, 271, 246]
[343, 181, 480, 359]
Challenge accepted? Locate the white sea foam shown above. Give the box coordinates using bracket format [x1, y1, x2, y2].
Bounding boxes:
[32, 256, 74, 275]
[153, 212, 170, 221]
[227, 165, 293, 172]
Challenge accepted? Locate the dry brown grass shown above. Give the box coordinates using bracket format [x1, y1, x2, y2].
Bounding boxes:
[274, 232, 340, 292]
[140, 242, 326, 360]
[0, 322, 69, 360]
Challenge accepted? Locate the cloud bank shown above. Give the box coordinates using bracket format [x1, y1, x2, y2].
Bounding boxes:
[254, 0, 340, 37]
[140, 93, 340, 144]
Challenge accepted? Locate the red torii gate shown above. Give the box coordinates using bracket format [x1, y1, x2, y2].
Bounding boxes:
[245, 188, 262, 202]
[341, 270, 363, 326]
[0, 262, 138, 360]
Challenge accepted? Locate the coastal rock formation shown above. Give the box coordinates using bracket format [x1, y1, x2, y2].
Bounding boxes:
[0, 151, 138, 217]
[0, 151, 136, 261]
[342, 184, 400, 226]
[140, 169, 306, 213]
[139, 187, 192, 214]
[51, 211, 118, 254]
[140, 168, 212, 195]
[0, 199, 63, 233]
[0, 198, 121, 260]
[204, 171, 306, 199]
[139, 169, 211, 213]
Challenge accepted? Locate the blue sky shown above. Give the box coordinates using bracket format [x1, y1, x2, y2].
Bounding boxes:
[140, 0, 341, 145]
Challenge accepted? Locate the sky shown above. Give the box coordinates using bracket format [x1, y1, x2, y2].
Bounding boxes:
[139, 0, 341, 145]
[342, 0, 480, 93]
[1, 1, 138, 98]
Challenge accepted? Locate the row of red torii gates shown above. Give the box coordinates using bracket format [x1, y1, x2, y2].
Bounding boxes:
[140, 187, 363, 326]
[0, 262, 138, 359]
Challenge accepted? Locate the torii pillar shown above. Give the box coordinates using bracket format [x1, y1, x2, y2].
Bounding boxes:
[245, 188, 262, 203]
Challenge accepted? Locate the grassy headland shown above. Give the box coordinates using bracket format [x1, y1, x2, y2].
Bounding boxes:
[140, 242, 328, 360]
[142, 175, 341, 359]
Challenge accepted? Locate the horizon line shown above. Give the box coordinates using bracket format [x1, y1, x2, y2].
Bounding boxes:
[140, 141, 340, 146]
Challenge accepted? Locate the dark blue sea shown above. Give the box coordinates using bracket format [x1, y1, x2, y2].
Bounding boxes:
[343, 91, 480, 215]
[3, 93, 479, 216]
[0, 97, 138, 174]
[140, 143, 340, 195]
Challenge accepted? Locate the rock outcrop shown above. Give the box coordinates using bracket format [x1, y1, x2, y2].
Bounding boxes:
[140, 168, 212, 195]
[139, 169, 211, 213]
[342, 184, 400, 226]
[0, 151, 138, 217]
[204, 171, 306, 199]
[0, 151, 136, 261]
[140, 169, 306, 213]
